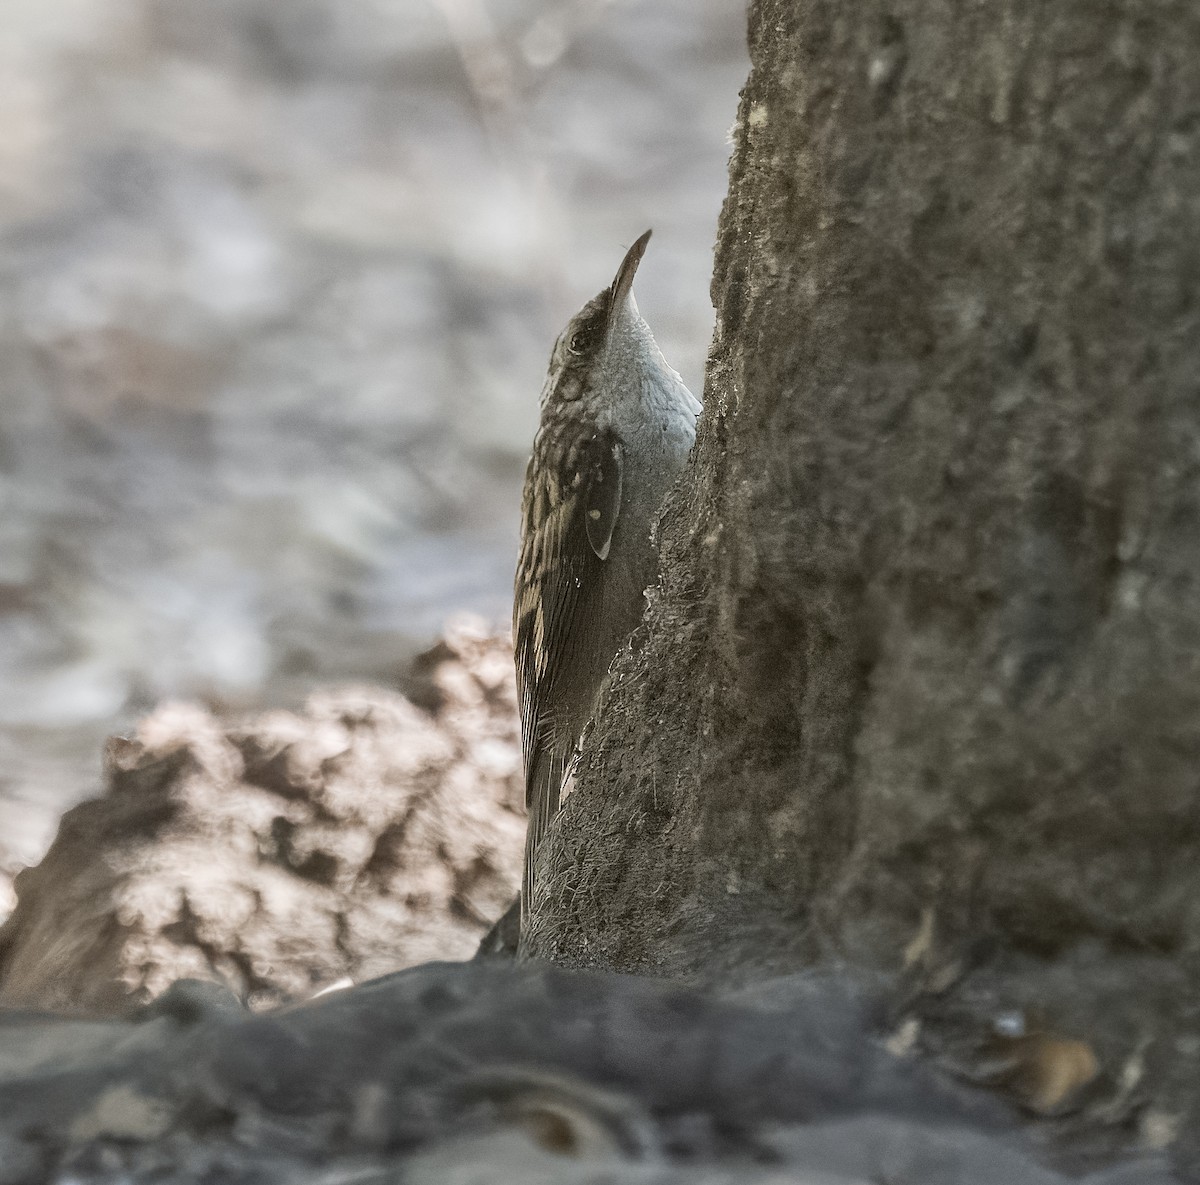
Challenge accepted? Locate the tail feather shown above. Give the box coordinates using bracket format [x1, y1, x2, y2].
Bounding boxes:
[522, 747, 571, 927]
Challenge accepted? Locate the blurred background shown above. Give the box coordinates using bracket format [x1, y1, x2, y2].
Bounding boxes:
[0, 0, 745, 908]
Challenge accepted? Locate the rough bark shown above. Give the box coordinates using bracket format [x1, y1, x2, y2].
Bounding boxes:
[527, 0, 1200, 1166]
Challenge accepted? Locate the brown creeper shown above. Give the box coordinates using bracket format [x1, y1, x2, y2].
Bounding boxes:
[515, 230, 701, 921]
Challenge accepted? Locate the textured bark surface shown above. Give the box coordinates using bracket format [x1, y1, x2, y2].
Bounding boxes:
[527, 0, 1200, 1167]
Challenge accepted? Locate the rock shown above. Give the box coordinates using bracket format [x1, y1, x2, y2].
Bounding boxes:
[0, 619, 523, 1014]
[0, 960, 1174, 1184]
[0, 874, 13, 928]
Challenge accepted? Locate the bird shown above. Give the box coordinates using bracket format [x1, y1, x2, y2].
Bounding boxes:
[514, 229, 701, 930]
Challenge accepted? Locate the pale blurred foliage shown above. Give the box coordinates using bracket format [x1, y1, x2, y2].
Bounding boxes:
[0, 0, 745, 880]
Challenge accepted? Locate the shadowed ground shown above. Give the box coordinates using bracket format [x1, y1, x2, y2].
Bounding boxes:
[0, 959, 1175, 1183]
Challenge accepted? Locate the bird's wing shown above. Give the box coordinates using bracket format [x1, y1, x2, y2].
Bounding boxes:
[514, 425, 623, 907]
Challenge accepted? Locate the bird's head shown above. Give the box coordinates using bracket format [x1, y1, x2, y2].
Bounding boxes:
[539, 230, 670, 419]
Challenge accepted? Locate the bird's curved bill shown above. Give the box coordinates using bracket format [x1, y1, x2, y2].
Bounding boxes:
[607, 229, 652, 330]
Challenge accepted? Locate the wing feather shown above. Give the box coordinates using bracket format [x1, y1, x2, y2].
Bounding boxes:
[584, 440, 623, 560]
[514, 424, 620, 911]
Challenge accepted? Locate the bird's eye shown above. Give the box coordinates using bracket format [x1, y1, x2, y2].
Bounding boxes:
[565, 307, 605, 356]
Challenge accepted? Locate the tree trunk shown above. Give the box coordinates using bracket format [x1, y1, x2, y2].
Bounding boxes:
[526, 0, 1200, 1158]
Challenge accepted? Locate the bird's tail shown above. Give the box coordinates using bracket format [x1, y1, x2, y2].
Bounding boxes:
[522, 747, 571, 931]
